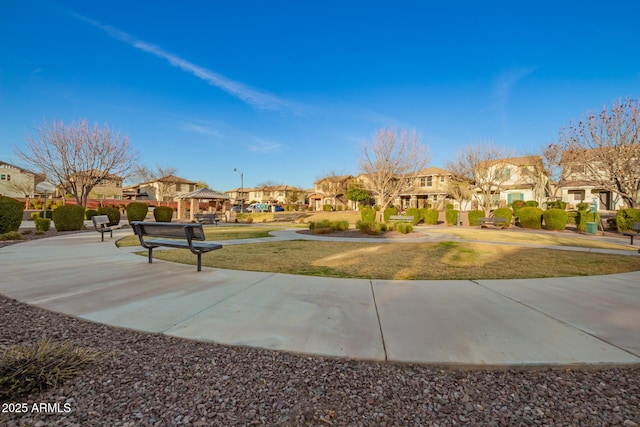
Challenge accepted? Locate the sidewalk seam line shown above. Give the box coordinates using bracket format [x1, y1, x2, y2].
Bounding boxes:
[161, 273, 277, 333]
[470, 280, 640, 360]
[369, 279, 388, 362]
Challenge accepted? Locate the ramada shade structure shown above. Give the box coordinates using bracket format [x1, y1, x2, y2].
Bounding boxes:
[176, 187, 229, 221]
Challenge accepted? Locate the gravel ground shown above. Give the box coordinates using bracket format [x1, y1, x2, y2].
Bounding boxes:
[1, 296, 639, 426]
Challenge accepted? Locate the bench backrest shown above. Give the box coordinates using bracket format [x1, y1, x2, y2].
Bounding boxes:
[132, 222, 206, 241]
[92, 215, 110, 227]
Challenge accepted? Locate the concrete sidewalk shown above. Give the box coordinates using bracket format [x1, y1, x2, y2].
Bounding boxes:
[1, 229, 639, 366]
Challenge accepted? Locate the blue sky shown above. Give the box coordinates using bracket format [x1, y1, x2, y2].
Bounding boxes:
[1, 1, 639, 191]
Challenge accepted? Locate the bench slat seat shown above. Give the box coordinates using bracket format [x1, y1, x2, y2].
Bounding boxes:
[131, 222, 222, 271]
[194, 213, 220, 225]
[622, 222, 640, 245]
[92, 215, 122, 241]
[478, 217, 507, 229]
[389, 215, 414, 223]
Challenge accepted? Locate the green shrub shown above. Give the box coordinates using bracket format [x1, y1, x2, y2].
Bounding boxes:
[511, 200, 527, 218]
[126, 202, 148, 224]
[576, 202, 590, 211]
[0, 337, 99, 400]
[567, 211, 577, 225]
[492, 208, 513, 228]
[467, 209, 484, 226]
[356, 220, 383, 235]
[52, 205, 85, 231]
[543, 208, 568, 231]
[322, 204, 332, 212]
[525, 200, 539, 207]
[518, 207, 544, 229]
[97, 206, 120, 226]
[383, 207, 398, 222]
[360, 207, 376, 224]
[309, 220, 349, 234]
[153, 206, 174, 222]
[615, 208, 640, 232]
[446, 203, 454, 210]
[576, 210, 600, 233]
[405, 208, 421, 225]
[34, 217, 51, 232]
[337, 205, 343, 211]
[0, 231, 23, 241]
[0, 196, 24, 234]
[85, 209, 99, 220]
[423, 209, 439, 225]
[545, 200, 567, 210]
[445, 209, 459, 225]
[395, 222, 413, 234]
[245, 216, 254, 224]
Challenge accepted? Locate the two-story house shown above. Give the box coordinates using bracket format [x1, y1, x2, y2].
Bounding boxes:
[123, 175, 197, 202]
[308, 175, 353, 210]
[397, 167, 454, 210]
[474, 156, 548, 210]
[0, 160, 41, 198]
[559, 149, 634, 210]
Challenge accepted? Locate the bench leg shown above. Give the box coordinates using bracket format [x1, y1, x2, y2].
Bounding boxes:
[631, 235, 634, 245]
[101, 231, 105, 242]
[110, 230, 113, 239]
[197, 253, 202, 272]
[148, 247, 153, 264]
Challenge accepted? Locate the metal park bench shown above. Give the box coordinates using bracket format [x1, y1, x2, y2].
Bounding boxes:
[194, 213, 220, 226]
[478, 217, 507, 229]
[131, 222, 222, 272]
[622, 222, 640, 245]
[92, 215, 122, 242]
[389, 215, 414, 223]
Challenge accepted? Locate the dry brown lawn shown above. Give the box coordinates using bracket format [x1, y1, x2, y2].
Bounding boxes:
[146, 240, 640, 280]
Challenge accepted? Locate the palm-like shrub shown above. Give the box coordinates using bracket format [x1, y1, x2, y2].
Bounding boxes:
[519, 207, 544, 229]
[52, 205, 85, 231]
[543, 208, 568, 231]
[0, 196, 24, 234]
[126, 202, 148, 224]
[360, 207, 376, 224]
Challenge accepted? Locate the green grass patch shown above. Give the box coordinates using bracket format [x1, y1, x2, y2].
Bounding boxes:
[144, 240, 640, 280]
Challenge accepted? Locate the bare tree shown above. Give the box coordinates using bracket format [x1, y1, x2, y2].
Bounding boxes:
[359, 128, 430, 220]
[541, 142, 564, 200]
[445, 141, 512, 215]
[15, 119, 138, 207]
[559, 98, 640, 208]
[446, 180, 474, 210]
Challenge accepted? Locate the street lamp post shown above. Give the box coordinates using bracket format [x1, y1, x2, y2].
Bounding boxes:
[233, 168, 244, 213]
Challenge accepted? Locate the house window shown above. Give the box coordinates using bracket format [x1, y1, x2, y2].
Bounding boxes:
[440, 176, 445, 183]
[0, 174, 9, 181]
[426, 176, 433, 186]
[420, 177, 426, 187]
[568, 190, 584, 201]
[500, 168, 511, 180]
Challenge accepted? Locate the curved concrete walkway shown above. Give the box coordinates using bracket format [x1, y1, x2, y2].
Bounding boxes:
[1, 228, 639, 367]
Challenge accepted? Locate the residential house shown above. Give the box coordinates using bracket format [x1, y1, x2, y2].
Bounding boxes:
[559, 149, 634, 210]
[397, 167, 454, 210]
[123, 175, 197, 202]
[475, 156, 548, 210]
[308, 175, 353, 211]
[0, 161, 41, 198]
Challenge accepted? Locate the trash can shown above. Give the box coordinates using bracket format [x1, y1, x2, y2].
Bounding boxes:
[586, 222, 597, 234]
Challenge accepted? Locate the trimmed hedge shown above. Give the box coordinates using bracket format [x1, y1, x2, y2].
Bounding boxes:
[360, 207, 376, 224]
[543, 208, 568, 231]
[467, 209, 484, 226]
[395, 222, 413, 234]
[518, 207, 543, 229]
[423, 209, 439, 225]
[545, 200, 567, 210]
[85, 209, 99, 220]
[309, 219, 349, 234]
[126, 202, 148, 224]
[405, 208, 421, 225]
[511, 200, 527, 218]
[383, 207, 398, 222]
[492, 208, 513, 228]
[34, 217, 51, 232]
[154, 206, 174, 222]
[0, 196, 24, 234]
[98, 206, 121, 226]
[445, 209, 459, 226]
[615, 208, 640, 232]
[576, 210, 600, 233]
[525, 200, 539, 207]
[52, 205, 85, 231]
